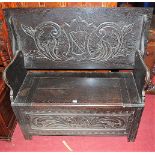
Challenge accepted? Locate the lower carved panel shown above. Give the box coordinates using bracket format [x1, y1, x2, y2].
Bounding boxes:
[18, 108, 135, 138]
[29, 115, 127, 129]
[24, 110, 134, 131]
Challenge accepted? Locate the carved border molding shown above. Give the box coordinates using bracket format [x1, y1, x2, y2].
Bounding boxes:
[23, 109, 135, 115]
[29, 129, 127, 136]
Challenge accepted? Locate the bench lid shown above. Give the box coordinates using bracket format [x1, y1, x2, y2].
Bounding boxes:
[4, 8, 153, 69]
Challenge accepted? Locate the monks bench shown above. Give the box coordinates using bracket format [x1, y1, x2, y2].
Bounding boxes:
[3, 8, 154, 142]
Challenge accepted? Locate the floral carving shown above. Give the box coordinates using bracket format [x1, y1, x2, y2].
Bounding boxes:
[21, 17, 135, 62]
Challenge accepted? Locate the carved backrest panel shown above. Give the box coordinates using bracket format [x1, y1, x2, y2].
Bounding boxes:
[4, 8, 153, 69]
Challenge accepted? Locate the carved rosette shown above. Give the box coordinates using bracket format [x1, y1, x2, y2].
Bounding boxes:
[21, 17, 136, 63]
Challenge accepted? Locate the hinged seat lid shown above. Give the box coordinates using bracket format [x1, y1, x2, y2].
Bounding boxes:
[13, 71, 141, 107]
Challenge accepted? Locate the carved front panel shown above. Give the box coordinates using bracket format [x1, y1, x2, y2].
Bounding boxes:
[28, 115, 127, 130]
[23, 109, 134, 134]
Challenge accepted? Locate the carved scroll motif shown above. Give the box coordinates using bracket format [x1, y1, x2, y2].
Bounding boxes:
[29, 115, 126, 129]
[21, 17, 135, 62]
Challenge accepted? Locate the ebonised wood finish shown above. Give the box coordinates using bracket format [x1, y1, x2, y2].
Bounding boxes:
[4, 8, 152, 69]
[3, 8, 154, 142]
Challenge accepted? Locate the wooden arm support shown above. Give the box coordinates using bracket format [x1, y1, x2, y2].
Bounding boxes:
[133, 51, 151, 99]
[3, 51, 27, 101]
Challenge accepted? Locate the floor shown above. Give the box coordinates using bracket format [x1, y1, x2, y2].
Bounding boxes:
[0, 93, 154, 152]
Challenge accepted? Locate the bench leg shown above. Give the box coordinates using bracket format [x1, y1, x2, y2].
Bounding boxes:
[23, 133, 32, 140]
[127, 108, 143, 142]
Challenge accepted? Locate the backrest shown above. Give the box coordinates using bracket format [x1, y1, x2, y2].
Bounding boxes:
[4, 8, 153, 69]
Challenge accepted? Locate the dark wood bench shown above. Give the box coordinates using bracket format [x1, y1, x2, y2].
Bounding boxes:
[3, 8, 154, 141]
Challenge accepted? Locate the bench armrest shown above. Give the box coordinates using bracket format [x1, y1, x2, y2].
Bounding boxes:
[3, 51, 27, 101]
[133, 51, 151, 100]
